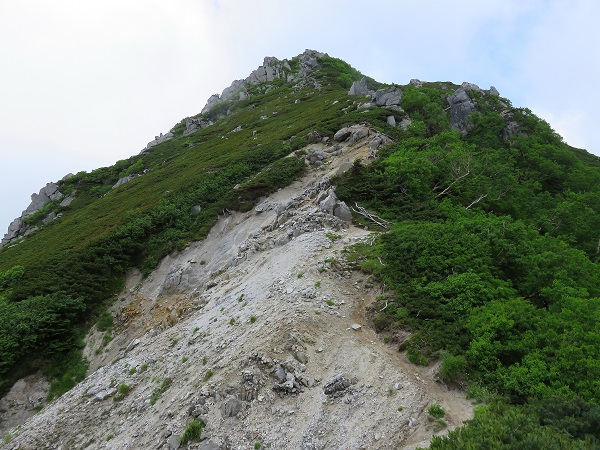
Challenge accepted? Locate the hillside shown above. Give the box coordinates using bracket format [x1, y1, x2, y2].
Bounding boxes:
[1, 50, 600, 448]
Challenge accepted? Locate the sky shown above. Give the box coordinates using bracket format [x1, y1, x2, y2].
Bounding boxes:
[1, 0, 599, 235]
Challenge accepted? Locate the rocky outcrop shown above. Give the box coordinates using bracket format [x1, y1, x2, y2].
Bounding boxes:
[146, 131, 175, 150]
[183, 117, 213, 136]
[447, 82, 500, 135]
[348, 77, 372, 96]
[201, 50, 325, 116]
[2, 182, 65, 247]
[112, 175, 139, 190]
[373, 86, 403, 107]
[318, 189, 353, 222]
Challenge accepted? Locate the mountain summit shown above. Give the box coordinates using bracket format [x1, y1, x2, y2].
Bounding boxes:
[1, 51, 599, 449]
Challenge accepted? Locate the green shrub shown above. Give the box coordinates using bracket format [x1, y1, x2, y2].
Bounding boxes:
[406, 348, 428, 366]
[428, 403, 445, 419]
[438, 354, 467, 383]
[113, 383, 131, 401]
[97, 311, 113, 331]
[180, 418, 205, 444]
[150, 378, 171, 405]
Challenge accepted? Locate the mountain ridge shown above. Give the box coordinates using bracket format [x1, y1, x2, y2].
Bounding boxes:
[1, 49, 599, 448]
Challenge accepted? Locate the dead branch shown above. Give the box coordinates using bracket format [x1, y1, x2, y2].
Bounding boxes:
[352, 203, 392, 229]
[435, 156, 472, 198]
[466, 194, 487, 210]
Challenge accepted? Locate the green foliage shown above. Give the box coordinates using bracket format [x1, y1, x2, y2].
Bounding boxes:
[150, 378, 171, 405]
[203, 369, 214, 381]
[438, 354, 467, 383]
[428, 403, 446, 419]
[97, 311, 113, 331]
[429, 403, 596, 449]
[113, 382, 131, 401]
[180, 418, 205, 445]
[46, 349, 88, 400]
[333, 81, 600, 448]
[250, 315, 257, 324]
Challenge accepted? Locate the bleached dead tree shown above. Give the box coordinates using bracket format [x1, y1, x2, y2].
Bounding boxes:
[352, 203, 392, 229]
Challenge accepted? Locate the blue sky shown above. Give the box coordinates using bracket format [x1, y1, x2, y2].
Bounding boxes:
[1, 0, 599, 235]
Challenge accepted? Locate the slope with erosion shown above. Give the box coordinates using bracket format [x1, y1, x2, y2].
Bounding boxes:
[2, 128, 473, 449]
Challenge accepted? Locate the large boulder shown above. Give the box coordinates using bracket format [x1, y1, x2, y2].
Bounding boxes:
[220, 397, 242, 418]
[447, 87, 477, 135]
[333, 127, 352, 142]
[23, 183, 61, 216]
[348, 77, 372, 96]
[146, 132, 174, 150]
[373, 86, 403, 107]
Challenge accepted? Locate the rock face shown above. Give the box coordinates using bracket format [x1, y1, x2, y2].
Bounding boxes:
[348, 77, 372, 96]
[373, 86, 403, 107]
[318, 189, 353, 222]
[200, 50, 324, 116]
[146, 131, 175, 150]
[2, 182, 65, 247]
[447, 82, 500, 135]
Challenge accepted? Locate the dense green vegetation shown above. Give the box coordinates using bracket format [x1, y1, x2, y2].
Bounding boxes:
[335, 83, 600, 447]
[1, 53, 599, 448]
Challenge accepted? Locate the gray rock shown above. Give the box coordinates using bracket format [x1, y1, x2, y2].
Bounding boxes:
[387, 115, 396, 127]
[294, 351, 308, 364]
[202, 94, 221, 114]
[333, 202, 353, 222]
[274, 365, 287, 383]
[323, 375, 358, 396]
[333, 127, 352, 142]
[319, 191, 338, 215]
[183, 117, 213, 136]
[368, 136, 384, 150]
[23, 182, 61, 216]
[220, 79, 245, 102]
[373, 86, 403, 107]
[59, 195, 75, 207]
[42, 212, 57, 225]
[125, 338, 140, 352]
[199, 441, 220, 450]
[146, 131, 174, 149]
[447, 87, 477, 135]
[357, 102, 375, 110]
[220, 397, 242, 417]
[349, 128, 368, 144]
[399, 118, 412, 131]
[503, 121, 520, 140]
[167, 434, 180, 450]
[409, 79, 423, 88]
[306, 130, 324, 143]
[307, 149, 327, 165]
[348, 77, 372, 96]
[112, 175, 138, 189]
